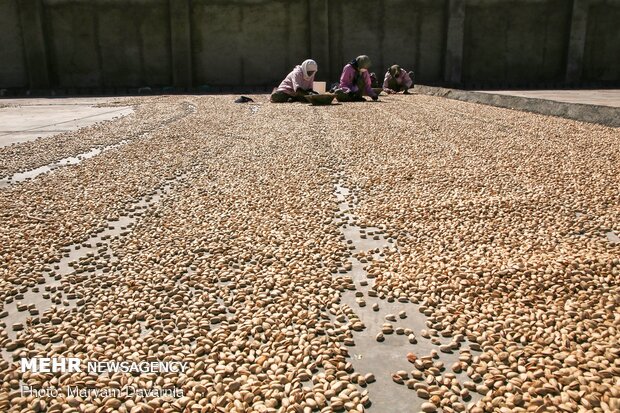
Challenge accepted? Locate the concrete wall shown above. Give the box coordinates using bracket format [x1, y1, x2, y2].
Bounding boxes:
[0, 0, 28, 88]
[583, 1, 620, 82]
[43, 0, 171, 89]
[463, 0, 572, 86]
[328, 0, 447, 84]
[191, 0, 310, 86]
[0, 0, 618, 91]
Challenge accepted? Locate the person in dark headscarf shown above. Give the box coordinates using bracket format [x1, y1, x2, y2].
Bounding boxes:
[383, 64, 414, 94]
[334, 55, 378, 102]
[271, 59, 318, 103]
[370, 72, 381, 88]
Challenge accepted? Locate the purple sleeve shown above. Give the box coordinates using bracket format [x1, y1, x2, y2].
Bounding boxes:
[402, 70, 413, 88]
[362, 71, 376, 98]
[339, 65, 355, 92]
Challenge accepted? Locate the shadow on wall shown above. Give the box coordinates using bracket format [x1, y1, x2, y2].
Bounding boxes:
[0, 0, 619, 94]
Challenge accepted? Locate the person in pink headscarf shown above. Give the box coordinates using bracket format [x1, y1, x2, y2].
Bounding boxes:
[271, 59, 319, 103]
[334, 55, 378, 102]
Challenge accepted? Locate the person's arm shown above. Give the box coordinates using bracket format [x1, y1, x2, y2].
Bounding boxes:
[402, 70, 413, 89]
[291, 67, 304, 92]
[363, 71, 378, 99]
[383, 72, 394, 93]
[306, 79, 317, 94]
[339, 65, 354, 93]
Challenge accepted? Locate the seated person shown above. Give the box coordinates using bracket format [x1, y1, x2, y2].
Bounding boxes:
[334, 55, 378, 102]
[383, 65, 414, 94]
[370, 72, 381, 88]
[271, 59, 318, 103]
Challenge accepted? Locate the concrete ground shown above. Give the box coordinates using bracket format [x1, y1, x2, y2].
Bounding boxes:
[0, 94, 618, 413]
[1, 90, 617, 149]
[0, 97, 133, 147]
[476, 89, 620, 108]
[416, 86, 620, 127]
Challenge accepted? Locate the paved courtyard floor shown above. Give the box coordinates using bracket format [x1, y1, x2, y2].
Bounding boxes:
[477, 89, 620, 108]
[0, 97, 132, 147]
[0, 94, 618, 413]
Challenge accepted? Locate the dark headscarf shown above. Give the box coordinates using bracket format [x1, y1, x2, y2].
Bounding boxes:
[389, 65, 401, 78]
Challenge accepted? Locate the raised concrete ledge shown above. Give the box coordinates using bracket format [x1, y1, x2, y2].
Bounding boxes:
[415, 85, 620, 128]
